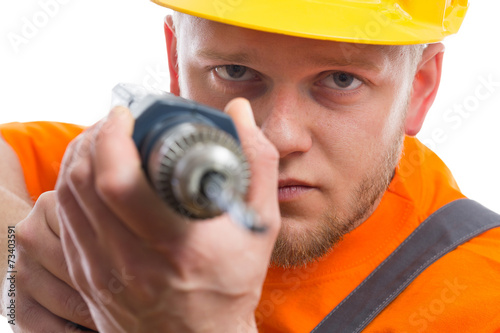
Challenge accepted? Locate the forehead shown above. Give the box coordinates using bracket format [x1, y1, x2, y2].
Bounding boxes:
[175, 14, 410, 70]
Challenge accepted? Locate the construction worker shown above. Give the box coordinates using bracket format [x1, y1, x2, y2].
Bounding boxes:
[1, 1, 499, 332]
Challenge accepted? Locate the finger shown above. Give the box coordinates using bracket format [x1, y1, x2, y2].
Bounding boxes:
[57, 183, 102, 266]
[63, 130, 138, 251]
[44, 190, 62, 238]
[56, 122, 98, 249]
[224, 98, 281, 237]
[51, 128, 94, 238]
[59, 204, 121, 332]
[61, 222, 123, 333]
[13, 298, 76, 333]
[18, 192, 74, 288]
[58, 194, 97, 300]
[58, 117, 137, 262]
[92, 106, 188, 242]
[59, 209, 105, 332]
[58, 121, 102, 189]
[24, 266, 97, 331]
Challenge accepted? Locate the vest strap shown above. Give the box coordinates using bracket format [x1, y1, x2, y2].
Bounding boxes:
[311, 199, 500, 333]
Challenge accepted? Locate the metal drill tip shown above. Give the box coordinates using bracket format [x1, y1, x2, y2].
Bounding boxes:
[202, 172, 267, 233]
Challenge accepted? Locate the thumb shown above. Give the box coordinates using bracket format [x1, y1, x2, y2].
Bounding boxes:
[224, 98, 259, 164]
[224, 98, 256, 128]
[224, 98, 281, 240]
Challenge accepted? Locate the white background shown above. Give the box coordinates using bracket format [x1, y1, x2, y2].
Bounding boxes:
[1, 1, 499, 330]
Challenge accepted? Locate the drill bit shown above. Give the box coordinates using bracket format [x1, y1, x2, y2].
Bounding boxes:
[201, 172, 267, 233]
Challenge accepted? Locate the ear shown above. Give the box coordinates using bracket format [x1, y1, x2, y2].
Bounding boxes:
[405, 43, 445, 136]
[165, 15, 180, 96]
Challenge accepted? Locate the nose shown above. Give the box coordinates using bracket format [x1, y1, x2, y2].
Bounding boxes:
[254, 87, 313, 159]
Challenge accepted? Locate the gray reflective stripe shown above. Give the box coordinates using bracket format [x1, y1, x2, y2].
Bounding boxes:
[311, 199, 500, 333]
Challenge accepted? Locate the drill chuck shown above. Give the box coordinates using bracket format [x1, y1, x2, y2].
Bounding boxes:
[111, 84, 251, 221]
[147, 121, 249, 219]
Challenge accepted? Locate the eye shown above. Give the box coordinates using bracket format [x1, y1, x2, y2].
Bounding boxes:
[214, 65, 256, 81]
[320, 72, 363, 90]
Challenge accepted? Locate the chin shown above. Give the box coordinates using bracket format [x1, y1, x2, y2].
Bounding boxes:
[270, 212, 343, 268]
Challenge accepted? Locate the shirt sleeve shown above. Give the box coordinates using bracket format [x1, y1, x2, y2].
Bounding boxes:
[0, 121, 85, 201]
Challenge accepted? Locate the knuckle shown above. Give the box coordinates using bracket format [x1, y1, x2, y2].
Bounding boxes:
[15, 220, 34, 256]
[15, 219, 28, 246]
[95, 174, 121, 202]
[36, 190, 56, 204]
[246, 132, 279, 163]
[62, 292, 87, 322]
[17, 192, 57, 254]
[15, 300, 65, 333]
[252, 143, 279, 170]
[35, 191, 56, 214]
[14, 299, 37, 331]
[95, 171, 135, 203]
[68, 161, 91, 189]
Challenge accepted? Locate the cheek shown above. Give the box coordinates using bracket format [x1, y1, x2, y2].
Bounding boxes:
[349, 85, 407, 152]
[311, 100, 396, 181]
[314, 80, 403, 149]
[315, 104, 384, 154]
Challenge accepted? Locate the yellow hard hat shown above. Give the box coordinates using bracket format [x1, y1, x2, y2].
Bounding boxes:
[151, 0, 468, 45]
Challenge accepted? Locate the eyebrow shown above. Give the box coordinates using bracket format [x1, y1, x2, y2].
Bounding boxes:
[197, 49, 382, 72]
[198, 49, 253, 64]
[309, 56, 382, 72]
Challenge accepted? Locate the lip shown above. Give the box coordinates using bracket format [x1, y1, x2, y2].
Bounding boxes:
[278, 178, 315, 202]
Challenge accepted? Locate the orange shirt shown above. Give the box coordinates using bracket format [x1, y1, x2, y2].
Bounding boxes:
[1, 122, 499, 332]
[0, 121, 84, 201]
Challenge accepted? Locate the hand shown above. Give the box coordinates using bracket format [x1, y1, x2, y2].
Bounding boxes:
[56, 98, 280, 333]
[3, 191, 98, 332]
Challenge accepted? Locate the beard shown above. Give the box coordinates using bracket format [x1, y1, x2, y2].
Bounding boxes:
[270, 126, 406, 268]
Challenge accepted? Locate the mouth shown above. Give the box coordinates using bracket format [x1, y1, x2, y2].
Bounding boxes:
[278, 178, 315, 202]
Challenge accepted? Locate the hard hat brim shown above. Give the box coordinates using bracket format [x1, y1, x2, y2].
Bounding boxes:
[152, 0, 468, 45]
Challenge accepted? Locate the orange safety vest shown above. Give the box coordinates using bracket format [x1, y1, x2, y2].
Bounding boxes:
[258, 138, 500, 332]
[1, 122, 500, 332]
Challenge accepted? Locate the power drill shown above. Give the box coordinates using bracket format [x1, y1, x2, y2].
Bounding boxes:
[111, 84, 263, 232]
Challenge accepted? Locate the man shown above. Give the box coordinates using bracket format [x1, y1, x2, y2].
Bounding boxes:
[1, 1, 500, 332]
